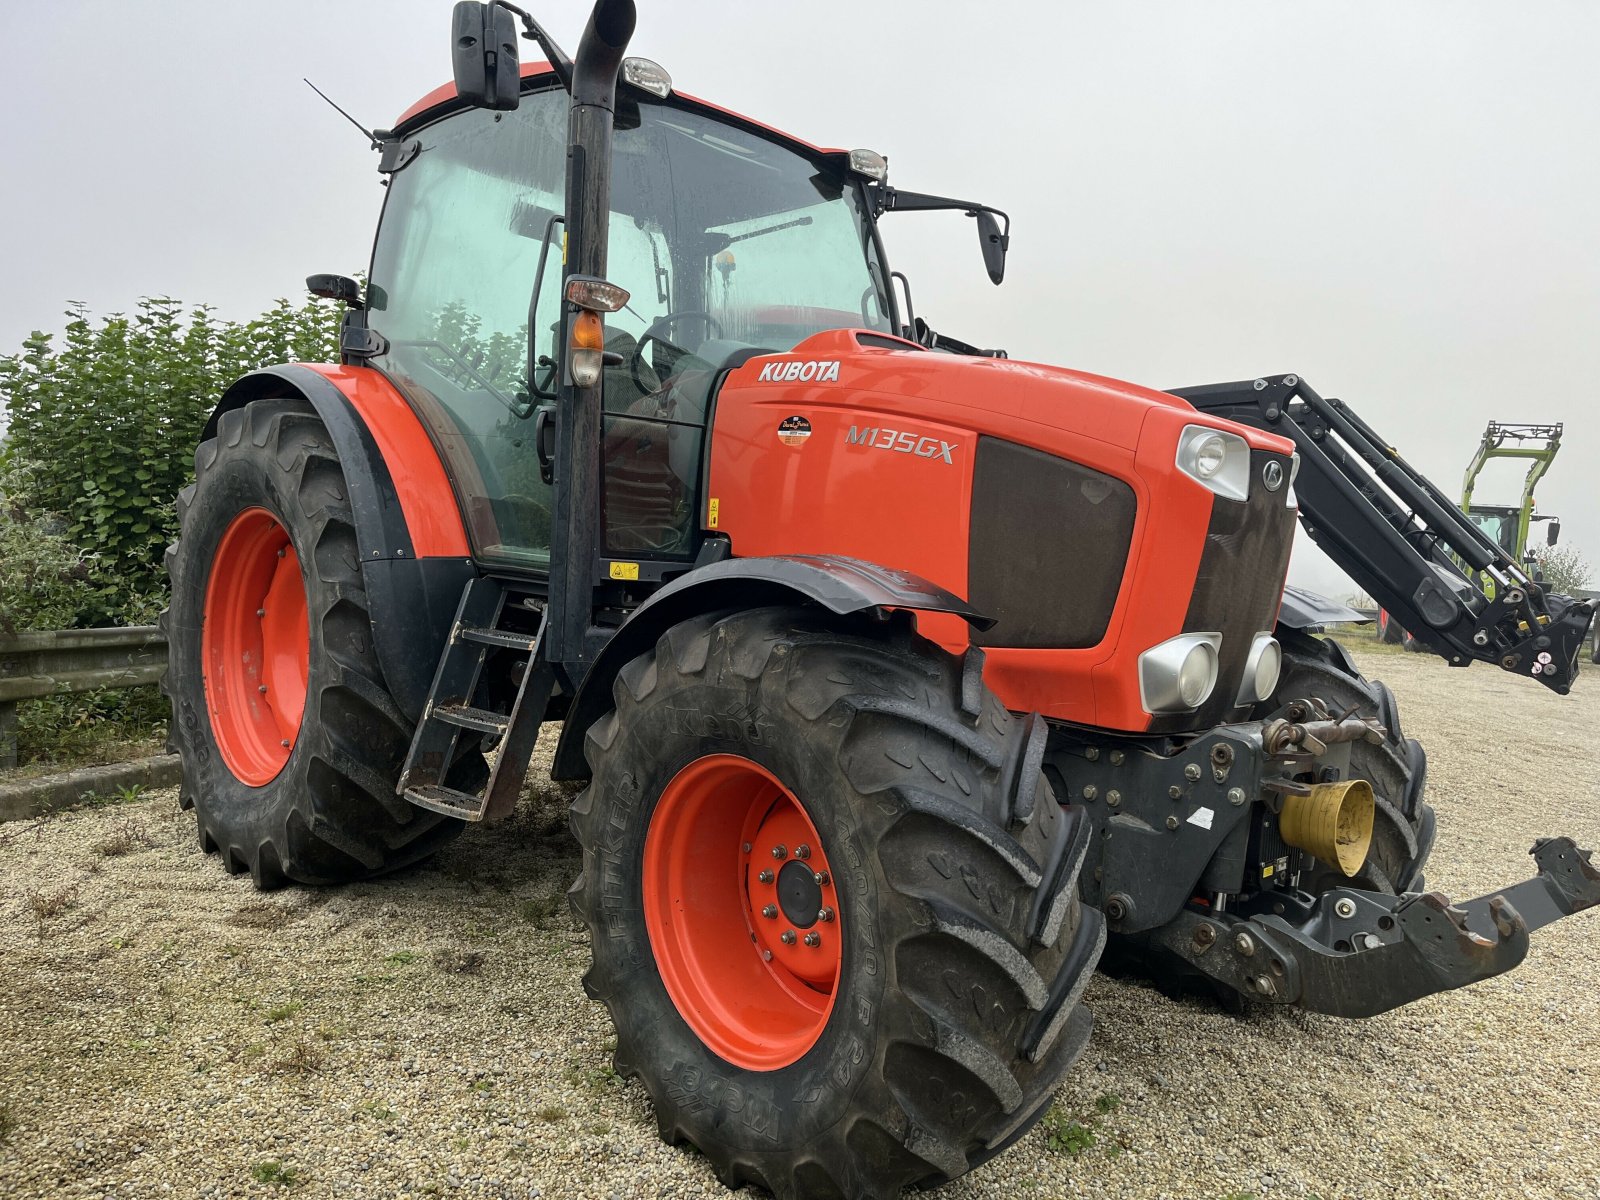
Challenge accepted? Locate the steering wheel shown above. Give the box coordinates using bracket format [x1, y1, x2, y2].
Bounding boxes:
[631, 310, 725, 394]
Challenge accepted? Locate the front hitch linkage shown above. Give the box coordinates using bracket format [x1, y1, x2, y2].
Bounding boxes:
[1154, 837, 1600, 1018]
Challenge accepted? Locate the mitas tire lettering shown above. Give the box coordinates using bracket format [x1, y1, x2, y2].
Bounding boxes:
[568, 606, 1104, 1198]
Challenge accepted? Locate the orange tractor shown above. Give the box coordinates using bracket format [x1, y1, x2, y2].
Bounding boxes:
[163, 2, 1599, 1195]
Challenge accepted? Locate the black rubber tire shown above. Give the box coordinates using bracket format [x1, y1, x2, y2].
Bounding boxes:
[161, 398, 475, 888]
[569, 607, 1105, 1199]
[1270, 631, 1435, 895]
[1376, 608, 1405, 645]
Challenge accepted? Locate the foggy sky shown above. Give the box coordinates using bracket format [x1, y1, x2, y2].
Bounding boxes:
[1, 0, 1595, 598]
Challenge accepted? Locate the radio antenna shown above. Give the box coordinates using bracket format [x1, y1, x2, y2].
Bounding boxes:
[304, 78, 379, 148]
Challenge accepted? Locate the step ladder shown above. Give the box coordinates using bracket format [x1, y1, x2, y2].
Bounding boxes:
[399, 577, 556, 823]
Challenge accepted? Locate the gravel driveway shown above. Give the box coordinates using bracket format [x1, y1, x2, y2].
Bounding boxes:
[2, 637, 1597, 1200]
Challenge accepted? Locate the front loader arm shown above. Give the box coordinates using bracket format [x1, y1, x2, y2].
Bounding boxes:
[1169, 374, 1594, 694]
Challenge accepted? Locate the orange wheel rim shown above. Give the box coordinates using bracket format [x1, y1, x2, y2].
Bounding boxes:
[201, 507, 309, 786]
[642, 755, 842, 1070]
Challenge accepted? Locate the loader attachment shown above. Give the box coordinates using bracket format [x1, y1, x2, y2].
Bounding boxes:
[1171, 374, 1595, 694]
[1147, 837, 1599, 1018]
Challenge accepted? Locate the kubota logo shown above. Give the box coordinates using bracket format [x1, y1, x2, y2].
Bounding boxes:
[756, 359, 841, 383]
[845, 425, 957, 464]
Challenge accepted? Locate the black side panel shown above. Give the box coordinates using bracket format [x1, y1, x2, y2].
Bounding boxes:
[969, 437, 1136, 649]
[364, 557, 479, 722]
[205, 366, 475, 724]
[1148, 449, 1296, 735]
[550, 554, 992, 780]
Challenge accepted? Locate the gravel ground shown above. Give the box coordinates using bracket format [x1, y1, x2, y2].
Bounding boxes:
[2, 638, 1597, 1200]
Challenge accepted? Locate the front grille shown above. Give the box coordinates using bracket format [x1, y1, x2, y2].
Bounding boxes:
[969, 437, 1137, 648]
[1148, 449, 1296, 734]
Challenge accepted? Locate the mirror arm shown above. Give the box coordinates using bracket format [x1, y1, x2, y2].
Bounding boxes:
[492, 0, 574, 92]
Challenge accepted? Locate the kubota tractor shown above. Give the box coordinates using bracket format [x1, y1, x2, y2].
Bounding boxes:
[161, 3, 1600, 1195]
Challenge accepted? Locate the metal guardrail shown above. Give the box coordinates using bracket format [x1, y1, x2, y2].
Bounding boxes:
[0, 626, 167, 768]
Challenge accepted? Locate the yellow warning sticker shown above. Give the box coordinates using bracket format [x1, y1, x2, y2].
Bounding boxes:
[609, 561, 640, 581]
[1261, 863, 1275, 878]
[708, 497, 720, 528]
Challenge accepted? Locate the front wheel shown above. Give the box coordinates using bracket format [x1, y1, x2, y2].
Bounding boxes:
[162, 397, 475, 887]
[569, 608, 1104, 1198]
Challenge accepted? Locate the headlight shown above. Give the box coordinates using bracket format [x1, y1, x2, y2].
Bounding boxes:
[1177, 425, 1250, 502]
[622, 57, 673, 98]
[1236, 633, 1282, 705]
[1139, 632, 1221, 713]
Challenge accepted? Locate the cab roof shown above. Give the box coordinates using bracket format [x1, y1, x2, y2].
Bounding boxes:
[393, 59, 844, 159]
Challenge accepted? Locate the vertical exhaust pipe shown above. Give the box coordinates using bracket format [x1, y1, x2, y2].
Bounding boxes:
[550, 0, 637, 673]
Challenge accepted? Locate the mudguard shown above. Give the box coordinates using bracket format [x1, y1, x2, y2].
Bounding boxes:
[1276, 583, 1367, 632]
[550, 554, 993, 780]
[206, 364, 473, 723]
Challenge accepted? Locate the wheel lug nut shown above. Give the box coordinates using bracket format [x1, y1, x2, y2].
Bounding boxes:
[813, 871, 829, 886]
[762, 949, 772, 961]
[771, 844, 787, 860]
[803, 932, 821, 948]
[818, 906, 834, 923]
[795, 844, 811, 860]
[742, 842, 752, 854]
[280, 739, 290, 748]
[780, 930, 797, 945]
[762, 904, 778, 919]
[256, 609, 266, 617]
[758, 870, 774, 884]
[276, 548, 286, 558]
[258, 686, 268, 694]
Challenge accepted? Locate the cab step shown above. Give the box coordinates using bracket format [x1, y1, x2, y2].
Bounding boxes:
[398, 577, 556, 823]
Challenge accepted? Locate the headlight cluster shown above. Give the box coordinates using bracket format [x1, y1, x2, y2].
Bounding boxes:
[1176, 424, 1251, 502]
[1138, 631, 1281, 714]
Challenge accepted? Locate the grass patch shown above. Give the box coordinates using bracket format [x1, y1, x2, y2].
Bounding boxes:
[565, 1062, 619, 1092]
[28, 883, 79, 936]
[264, 1001, 303, 1024]
[1041, 1111, 1096, 1156]
[250, 1160, 300, 1187]
[94, 816, 153, 857]
[354, 1100, 395, 1123]
[535, 1104, 568, 1123]
[518, 892, 565, 929]
[272, 1039, 326, 1075]
[432, 947, 487, 975]
[384, 950, 419, 966]
[9, 686, 168, 773]
[1041, 1092, 1125, 1159]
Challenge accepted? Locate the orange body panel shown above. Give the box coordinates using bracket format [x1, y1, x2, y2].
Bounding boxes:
[299, 364, 470, 559]
[707, 330, 1295, 732]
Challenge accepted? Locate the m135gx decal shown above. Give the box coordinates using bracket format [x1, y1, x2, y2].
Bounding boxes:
[844, 425, 957, 464]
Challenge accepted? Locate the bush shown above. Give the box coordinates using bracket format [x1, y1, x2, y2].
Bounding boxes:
[0, 294, 342, 627]
[1533, 545, 1593, 595]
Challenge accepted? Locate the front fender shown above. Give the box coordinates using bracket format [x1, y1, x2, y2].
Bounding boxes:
[206, 364, 472, 722]
[550, 555, 993, 780]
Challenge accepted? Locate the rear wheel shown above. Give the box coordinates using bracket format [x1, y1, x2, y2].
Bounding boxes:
[570, 608, 1104, 1198]
[162, 397, 475, 887]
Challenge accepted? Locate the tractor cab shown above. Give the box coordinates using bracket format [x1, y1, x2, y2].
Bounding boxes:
[367, 66, 898, 569]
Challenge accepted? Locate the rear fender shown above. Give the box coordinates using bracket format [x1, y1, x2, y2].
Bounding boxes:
[1276, 583, 1367, 634]
[206, 364, 473, 722]
[550, 555, 993, 780]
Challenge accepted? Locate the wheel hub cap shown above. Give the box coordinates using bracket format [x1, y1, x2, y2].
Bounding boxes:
[201, 507, 310, 786]
[642, 755, 842, 1070]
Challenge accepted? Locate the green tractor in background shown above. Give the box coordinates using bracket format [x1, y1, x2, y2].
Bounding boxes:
[1378, 421, 1568, 648]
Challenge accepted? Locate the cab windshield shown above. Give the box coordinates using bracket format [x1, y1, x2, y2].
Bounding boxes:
[367, 86, 892, 566]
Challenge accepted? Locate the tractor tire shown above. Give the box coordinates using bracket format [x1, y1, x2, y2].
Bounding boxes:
[162, 397, 474, 888]
[1269, 630, 1435, 895]
[569, 607, 1104, 1199]
[1376, 608, 1405, 644]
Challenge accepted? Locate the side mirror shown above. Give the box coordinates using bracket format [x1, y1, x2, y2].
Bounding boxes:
[452, 1, 521, 111]
[1547, 520, 1561, 547]
[975, 209, 1007, 285]
[307, 274, 362, 309]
